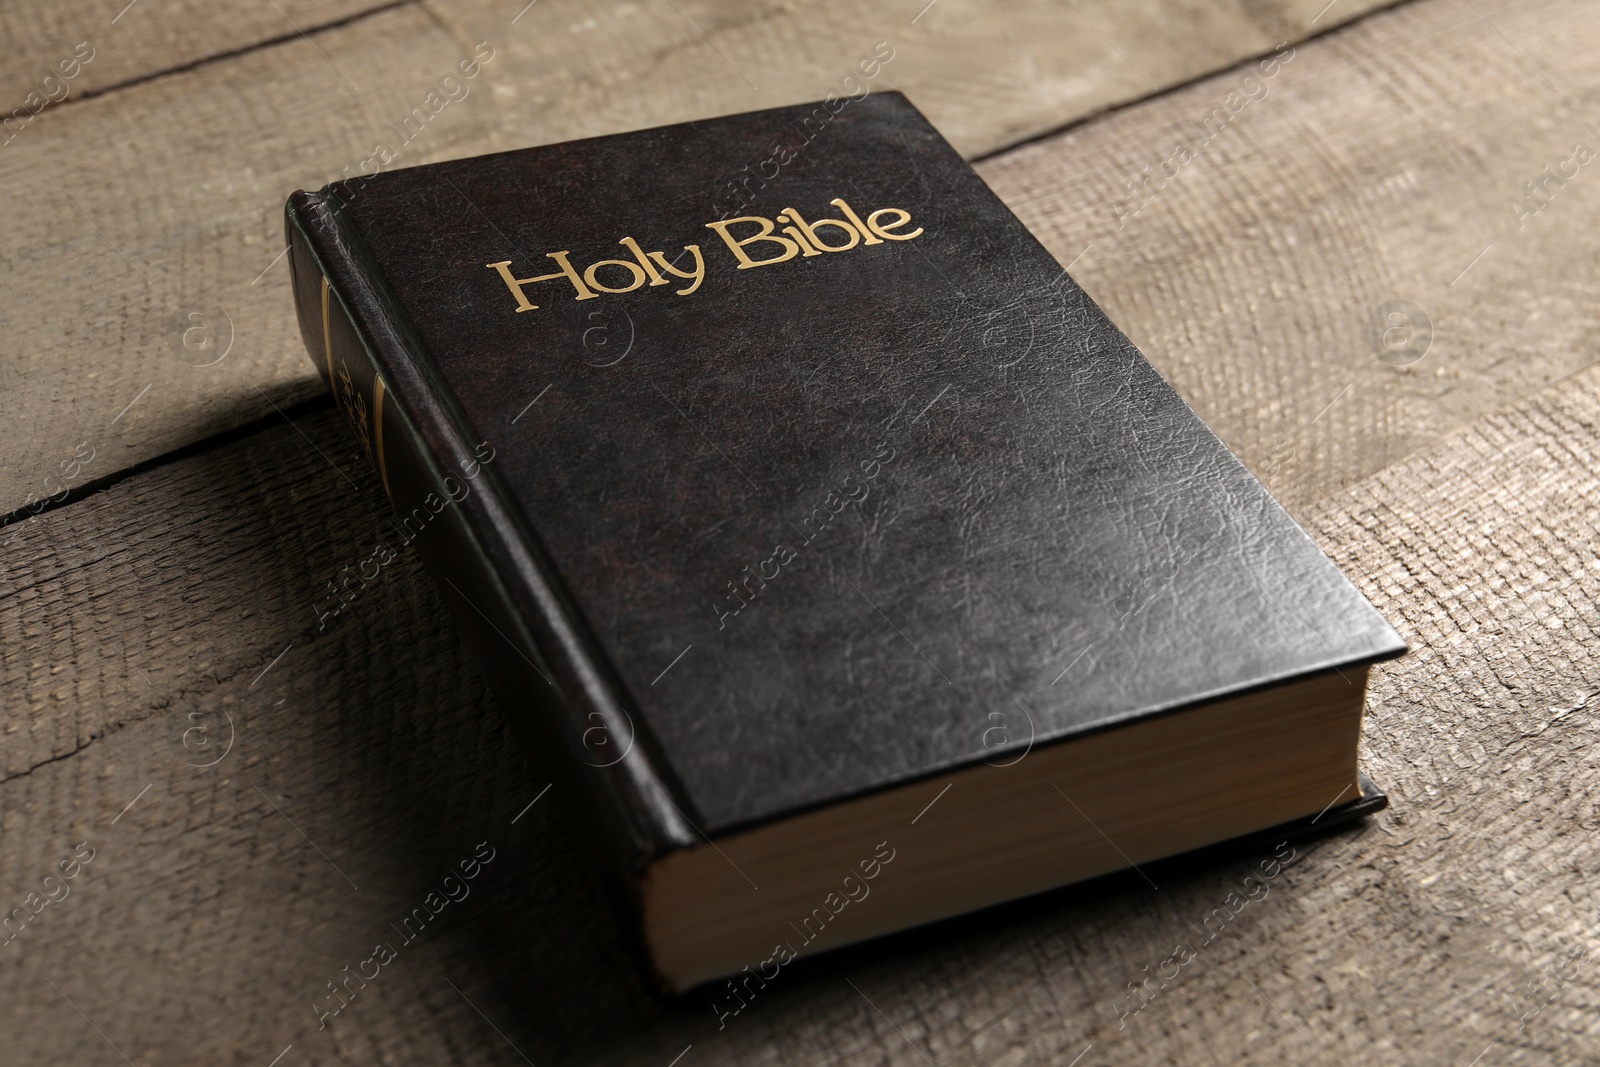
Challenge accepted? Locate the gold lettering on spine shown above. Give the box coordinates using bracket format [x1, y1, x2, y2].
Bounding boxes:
[373, 375, 392, 501]
[322, 274, 374, 465]
[321, 277, 335, 384]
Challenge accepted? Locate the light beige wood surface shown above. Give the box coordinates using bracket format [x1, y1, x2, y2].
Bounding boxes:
[0, 0, 1393, 518]
[979, 0, 1600, 506]
[0, 0, 389, 107]
[4, 0, 1600, 1063]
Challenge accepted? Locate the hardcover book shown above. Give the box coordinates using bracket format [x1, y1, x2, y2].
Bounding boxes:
[284, 92, 1405, 994]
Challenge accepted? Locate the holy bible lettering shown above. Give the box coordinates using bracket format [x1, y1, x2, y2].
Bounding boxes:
[286, 93, 1404, 996]
[483, 195, 922, 313]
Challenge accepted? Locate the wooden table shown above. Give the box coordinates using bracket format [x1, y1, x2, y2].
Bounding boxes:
[3, 0, 1597, 1063]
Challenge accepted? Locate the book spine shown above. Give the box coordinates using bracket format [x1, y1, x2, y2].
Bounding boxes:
[283, 189, 697, 885]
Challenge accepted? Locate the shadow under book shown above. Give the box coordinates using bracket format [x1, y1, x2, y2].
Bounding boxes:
[284, 91, 1405, 993]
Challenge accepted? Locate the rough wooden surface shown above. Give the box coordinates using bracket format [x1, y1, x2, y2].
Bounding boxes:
[979, 0, 1600, 507]
[5, 354, 1598, 1066]
[0, 0, 1393, 518]
[0, 407, 651, 1066]
[5, 0, 1600, 1063]
[0, 0, 389, 107]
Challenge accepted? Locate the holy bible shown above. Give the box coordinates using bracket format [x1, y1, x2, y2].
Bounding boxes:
[284, 92, 1405, 994]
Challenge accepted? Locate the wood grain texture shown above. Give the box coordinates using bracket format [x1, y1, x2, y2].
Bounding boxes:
[980, 0, 1600, 508]
[4, 345, 1599, 1065]
[0, 0, 1394, 518]
[6, 0, 1600, 1063]
[428, 0, 1395, 161]
[0, 4, 480, 523]
[0, 0, 392, 109]
[0, 406, 661, 1066]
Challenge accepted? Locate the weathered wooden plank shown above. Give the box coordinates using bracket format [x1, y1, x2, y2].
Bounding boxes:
[0, 4, 480, 527]
[980, 0, 1600, 506]
[4, 343, 1599, 1064]
[6, 2, 1600, 1061]
[0, 406, 663, 1066]
[0, 0, 390, 111]
[0, 0, 1396, 518]
[428, 0, 1396, 161]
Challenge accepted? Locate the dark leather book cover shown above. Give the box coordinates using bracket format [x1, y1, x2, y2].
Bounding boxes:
[285, 91, 1404, 985]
